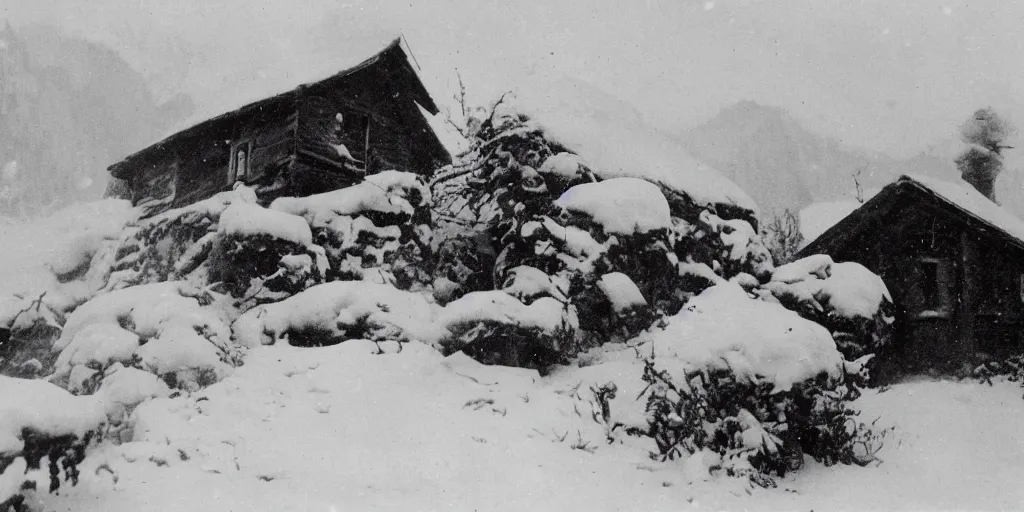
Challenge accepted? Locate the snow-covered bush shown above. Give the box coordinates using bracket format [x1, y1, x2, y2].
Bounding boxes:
[430, 97, 773, 365]
[271, 171, 433, 290]
[207, 203, 326, 302]
[760, 209, 804, 265]
[436, 291, 575, 368]
[49, 282, 238, 392]
[0, 376, 105, 508]
[232, 281, 443, 348]
[760, 255, 895, 362]
[104, 186, 258, 290]
[0, 294, 64, 378]
[579, 283, 878, 485]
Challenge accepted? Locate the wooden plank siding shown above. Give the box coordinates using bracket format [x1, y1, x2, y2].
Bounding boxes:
[802, 177, 1024, 378]
[108, 38, 450, 216]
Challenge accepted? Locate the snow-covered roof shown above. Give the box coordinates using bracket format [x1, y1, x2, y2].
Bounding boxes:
[171, 36, 430, 136]
[110, 37, 443, 177]
[801, 173, 1024, 255]
[905, 174, 1024, 246]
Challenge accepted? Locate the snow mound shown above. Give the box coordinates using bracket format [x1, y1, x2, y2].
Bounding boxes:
[95, 364, 171, 418]
[510, 79, 757, 213]
[768, 256, 891, 320]
[270, 170, 429, 226]
[232, 281, 443, 348]
[0, 376, 105, 456]
[597, 272, 647, 312]
[52, 323, 139, 374]
[772, 254, 834, 284]
[56, 282, 218, 349]
[555, 178, 671, 234]
[218, 203, 312, 246]
[634, 282, 844, 392]
[0, 199, 137, 298]
[438, 291, 567, 333]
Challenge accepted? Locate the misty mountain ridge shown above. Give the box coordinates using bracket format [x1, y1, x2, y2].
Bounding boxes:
[679, 100, 1024, 221]
[0, 24, 194, 217]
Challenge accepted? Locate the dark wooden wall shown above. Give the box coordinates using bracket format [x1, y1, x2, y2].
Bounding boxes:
[287, 48, 448, 198]
[117, 43, 449, 214]
[830, 196, 1024, 377]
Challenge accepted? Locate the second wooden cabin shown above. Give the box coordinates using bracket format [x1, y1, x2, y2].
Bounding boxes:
[800, 174, 1024, 377]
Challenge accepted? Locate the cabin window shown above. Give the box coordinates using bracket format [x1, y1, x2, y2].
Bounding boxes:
[332, 112, 369, 170]
[918, 257, 952, 316]
[230, 141, 252, 183]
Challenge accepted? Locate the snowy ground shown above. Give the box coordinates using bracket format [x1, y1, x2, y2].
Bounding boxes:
[31, 339, 1024, 512]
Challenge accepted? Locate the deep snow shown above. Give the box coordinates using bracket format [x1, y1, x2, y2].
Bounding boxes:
[29, 340, 1024, 512]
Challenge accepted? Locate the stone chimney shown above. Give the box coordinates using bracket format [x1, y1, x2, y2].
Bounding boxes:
[956, 145, 1000, 203]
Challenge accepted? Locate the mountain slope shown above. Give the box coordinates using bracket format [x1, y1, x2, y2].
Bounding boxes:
[678, 101, 994, 219]
[0, 24, 192, 216]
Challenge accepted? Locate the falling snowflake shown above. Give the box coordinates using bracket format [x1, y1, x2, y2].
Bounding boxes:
[703, 1, 715, 10]
[942, 6, 953, 15]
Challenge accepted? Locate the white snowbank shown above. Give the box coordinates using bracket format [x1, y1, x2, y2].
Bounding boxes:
[597, 272, 647, 312]
[0, 376, 105, 456]
[232, 281, 443, 347]
[0, 199, 137, 298]
[555, 178, 671, 234]
[510, 79, 757, 213]
[137, 324, 230, 387]
[218, 203, 312, 246]
[96, 364, 171, 416]
[270, 170, 429, 227]
[634, 282, 844, 391]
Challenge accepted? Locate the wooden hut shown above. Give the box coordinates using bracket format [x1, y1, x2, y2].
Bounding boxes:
[108, 38, 450, 216]
[799, 174, 1024, 376]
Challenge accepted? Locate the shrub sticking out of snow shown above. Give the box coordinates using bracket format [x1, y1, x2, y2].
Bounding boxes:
[217, 203, 313, 247]
[637, 282, 844, 391]
[761, 256, 895, 361]
[103, 185, 259, 290]
[51, 323, 140, 381]
[271, 171, 432, 290]
[51, 281, 238, 391]
[231, 281, 443, 348]
[555, 178, 671, 235]
[437, 291, 574, 367]
[0, 376, 105, 505]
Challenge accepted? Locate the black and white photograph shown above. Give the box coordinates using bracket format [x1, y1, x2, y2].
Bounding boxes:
[1, 1, 1022, 510]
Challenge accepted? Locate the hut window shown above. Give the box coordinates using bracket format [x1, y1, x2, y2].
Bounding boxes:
[919, 258, 952, 313]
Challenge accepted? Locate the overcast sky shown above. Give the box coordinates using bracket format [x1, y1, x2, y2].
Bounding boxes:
[5, 0, 1024, 158]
